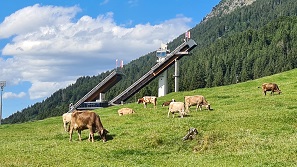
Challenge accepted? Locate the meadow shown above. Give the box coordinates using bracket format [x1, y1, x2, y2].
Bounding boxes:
[0, 69, 297, 166]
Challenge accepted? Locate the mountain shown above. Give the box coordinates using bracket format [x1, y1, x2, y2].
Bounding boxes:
[3, 0, 297, 124]
[203, 0, 257, 22]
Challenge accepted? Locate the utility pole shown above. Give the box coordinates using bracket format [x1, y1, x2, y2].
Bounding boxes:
[0, 81, 6, 125]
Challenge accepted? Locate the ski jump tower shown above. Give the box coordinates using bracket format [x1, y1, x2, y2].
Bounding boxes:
[156, 31, 191, 97]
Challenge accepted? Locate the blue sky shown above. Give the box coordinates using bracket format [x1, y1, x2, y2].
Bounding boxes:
[0, 0, 220, 119]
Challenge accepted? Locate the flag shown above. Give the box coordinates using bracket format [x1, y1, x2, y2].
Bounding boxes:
[121, 60, 123, 68]
[185, 31, 190, 39]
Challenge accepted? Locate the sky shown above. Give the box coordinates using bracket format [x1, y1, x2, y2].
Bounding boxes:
[0, 0, 220, 119]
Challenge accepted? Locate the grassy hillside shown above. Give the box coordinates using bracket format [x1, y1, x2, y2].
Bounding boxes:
[1, 69, 297, 166]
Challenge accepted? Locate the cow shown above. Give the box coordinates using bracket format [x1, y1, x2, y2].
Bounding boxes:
[62, 112, 72, 132]
[184, 95, 210, 112]
[137, 96, 157, 108]
[260, 83, 282, 95]
[63, 110, 94, 141]
[69, 111, 109, 142]
[168, 102, 186, 118]
[161, 99, 176, 107]
[118, 108, 135, 116]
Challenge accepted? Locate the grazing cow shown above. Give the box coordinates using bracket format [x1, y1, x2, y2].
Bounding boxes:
[161, 99, 176, 107]
[69, 111, 109, 142]
[168, 102, 186, 118]
[137, 96, 157, 108]
[260, 83, 282, 95]
[118, 108, 135, 116]
[184, 95, 210, 112]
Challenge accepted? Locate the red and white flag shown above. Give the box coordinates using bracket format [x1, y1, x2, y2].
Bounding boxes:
[120, 60, 124, 68]
[185, 31, 190, 39]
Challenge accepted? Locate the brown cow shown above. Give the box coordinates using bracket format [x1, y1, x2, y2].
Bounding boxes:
[184, 95, 210, 112]
[118, 108, 135, 116]
[137, 96, 157, 108]
[161, 99, 176, 107]
[69, 111, 109, 142]
[260, 83, 282, 95]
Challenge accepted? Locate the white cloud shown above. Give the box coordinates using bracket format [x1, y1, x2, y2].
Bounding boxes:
[3, 92, 26, 99]
[0, 4, 191, 100]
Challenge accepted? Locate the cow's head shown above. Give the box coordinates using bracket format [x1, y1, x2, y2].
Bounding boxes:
[99, 129, 109, 142]
[207, 104, 211, 110]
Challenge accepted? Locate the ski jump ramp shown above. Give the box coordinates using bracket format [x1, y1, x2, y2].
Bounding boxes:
[69, 70, 123, 112]
[109, 39, 197, 105]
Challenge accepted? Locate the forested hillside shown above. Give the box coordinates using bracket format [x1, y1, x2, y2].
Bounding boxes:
[4, 0, 297, 124]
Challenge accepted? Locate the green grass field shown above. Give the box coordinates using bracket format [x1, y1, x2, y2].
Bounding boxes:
[0, 69, 297, 167]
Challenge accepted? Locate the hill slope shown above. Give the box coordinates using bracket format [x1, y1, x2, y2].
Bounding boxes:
[0, 69, 296, 166]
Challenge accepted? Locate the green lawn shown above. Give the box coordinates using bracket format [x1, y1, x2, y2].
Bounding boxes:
[0, 69, 297, 166]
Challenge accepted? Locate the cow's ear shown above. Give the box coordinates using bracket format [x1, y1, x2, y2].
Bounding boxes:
[104, 129, 109, 134]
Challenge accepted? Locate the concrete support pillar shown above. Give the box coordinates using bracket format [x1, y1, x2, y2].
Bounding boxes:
[99, 93, 105, 102]
[174, 59, 179, 92]
[158, 70, 168, 97]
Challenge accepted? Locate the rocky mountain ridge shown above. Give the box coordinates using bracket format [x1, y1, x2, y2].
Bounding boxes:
[203, 0, 257, 22]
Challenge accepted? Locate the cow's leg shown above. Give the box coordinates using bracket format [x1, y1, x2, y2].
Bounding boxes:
[69, 127, 74, 142]
[78, 130, 82, 141]
[185, 105, 190, 113]
[264, 91, 266, 96]
[89, 132, 94, 142]
[87, 126, 95, 142]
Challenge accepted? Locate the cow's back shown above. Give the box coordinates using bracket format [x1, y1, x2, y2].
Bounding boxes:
[118, 108, 135, 116]
[71, 111, 97, 130]
[185, 95, 203, 105]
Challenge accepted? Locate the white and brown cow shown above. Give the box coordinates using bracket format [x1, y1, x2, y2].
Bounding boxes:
[168, 102, 186, 118]
[69, 110, 109, 142]
[118, 108, 135, 116]
[260, 83, 282, 95]
[137, 96, 157, 108]
[184, 95, 210, 112]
